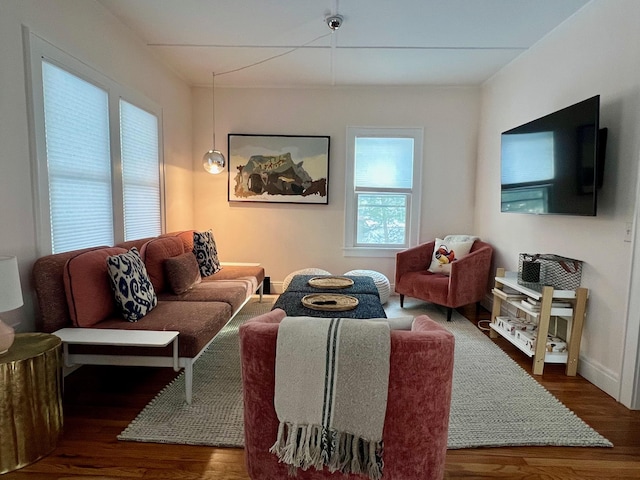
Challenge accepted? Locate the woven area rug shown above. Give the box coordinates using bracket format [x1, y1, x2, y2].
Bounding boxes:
[118, 297, 612, 449]
[118, 296, 275, 446]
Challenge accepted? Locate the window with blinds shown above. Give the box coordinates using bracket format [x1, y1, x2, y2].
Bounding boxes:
[42, 61, 114, 253]
[120, 100, 161, 241]
[344, 127, 423, 256]
[31, 45, 163, 254]
[354, 137, 414, 246]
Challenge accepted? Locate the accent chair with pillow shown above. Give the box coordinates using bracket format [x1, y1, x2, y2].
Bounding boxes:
[239, 309, 455, 480]
[395, 236, 493, 321]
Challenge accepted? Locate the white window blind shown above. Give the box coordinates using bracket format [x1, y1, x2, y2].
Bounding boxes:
[42, 61, 114, 253]
[355, 137, 414, 189]
[120, 100, 161, 240]
[344, 127, 423, 257]
[28, 31, 165, 256]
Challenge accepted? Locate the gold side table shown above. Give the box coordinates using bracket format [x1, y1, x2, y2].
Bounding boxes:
[0, 333, 63, 474]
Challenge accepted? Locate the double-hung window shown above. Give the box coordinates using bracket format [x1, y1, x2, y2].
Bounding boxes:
[344, 127, 423, 257]
[27, 30, 163, 255]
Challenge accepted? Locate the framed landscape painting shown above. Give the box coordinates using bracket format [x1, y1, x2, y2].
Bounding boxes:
[228, 134, 330, 204]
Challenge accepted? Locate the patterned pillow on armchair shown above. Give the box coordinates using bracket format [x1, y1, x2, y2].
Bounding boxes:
[427, 238, 474, 275]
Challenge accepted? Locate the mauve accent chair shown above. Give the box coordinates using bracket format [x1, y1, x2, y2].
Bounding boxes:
[395, 240, 493, 321]
[239, 308, 455, 480]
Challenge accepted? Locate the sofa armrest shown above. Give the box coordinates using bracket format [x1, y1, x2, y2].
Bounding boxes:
[448, 244, 493, 306]
[395, 241, 436, 286]
[412, 314, 452, 335]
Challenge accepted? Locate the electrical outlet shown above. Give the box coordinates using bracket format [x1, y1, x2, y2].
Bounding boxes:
[625, 222, 633, 243]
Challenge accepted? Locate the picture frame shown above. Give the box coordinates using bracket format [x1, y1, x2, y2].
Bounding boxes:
[228, 134, 330, 204]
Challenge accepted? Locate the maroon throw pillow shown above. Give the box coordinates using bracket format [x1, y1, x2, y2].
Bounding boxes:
[164, 252, 202, 294]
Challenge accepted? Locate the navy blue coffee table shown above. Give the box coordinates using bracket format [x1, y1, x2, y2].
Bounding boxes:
[284, 274, 380, 295]
[272, 275, 386, 318]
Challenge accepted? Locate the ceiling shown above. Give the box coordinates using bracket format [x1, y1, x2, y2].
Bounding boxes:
[98, 0, 590, 88]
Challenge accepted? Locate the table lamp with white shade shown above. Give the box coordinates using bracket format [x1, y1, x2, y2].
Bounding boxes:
[0, 255, 23, 354]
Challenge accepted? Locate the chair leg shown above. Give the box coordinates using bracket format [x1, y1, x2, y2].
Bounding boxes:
[447, 307, 453, 322]
[399, 294, 405, 308]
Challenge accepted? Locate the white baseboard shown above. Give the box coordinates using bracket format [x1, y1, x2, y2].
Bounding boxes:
[577, 356, 621, 401]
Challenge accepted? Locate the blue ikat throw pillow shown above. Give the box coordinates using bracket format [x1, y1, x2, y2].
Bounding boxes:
[193, 230, 222, 277]
[106, 247, 157, 322]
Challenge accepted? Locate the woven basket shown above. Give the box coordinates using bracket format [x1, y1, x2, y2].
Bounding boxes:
[308, 276, 354, 289]
[301, 294, 359, 311]
[518, 253, 583, 290]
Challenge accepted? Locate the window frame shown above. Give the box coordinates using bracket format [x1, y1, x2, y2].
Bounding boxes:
[24, 27, 165, 256]
[344, 127, 423, 257]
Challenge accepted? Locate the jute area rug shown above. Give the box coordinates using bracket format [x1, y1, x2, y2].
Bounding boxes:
[118, 296, 612, 449]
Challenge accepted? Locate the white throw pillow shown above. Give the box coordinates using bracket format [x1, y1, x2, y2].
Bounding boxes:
[427, 238, 474, 275]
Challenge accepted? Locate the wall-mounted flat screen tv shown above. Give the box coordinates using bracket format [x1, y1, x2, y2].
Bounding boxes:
[500, 95, 607, 216]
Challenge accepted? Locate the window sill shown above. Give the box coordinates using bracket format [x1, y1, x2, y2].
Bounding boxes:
[342, 247, 405, 258]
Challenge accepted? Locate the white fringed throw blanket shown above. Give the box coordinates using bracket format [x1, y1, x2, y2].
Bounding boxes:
[270, 317, 390, 479]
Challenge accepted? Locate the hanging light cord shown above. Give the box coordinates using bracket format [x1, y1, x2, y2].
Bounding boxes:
[211, 71, 216, 148]
[209, 31, 333, 147]
[213, 31, 333, 78]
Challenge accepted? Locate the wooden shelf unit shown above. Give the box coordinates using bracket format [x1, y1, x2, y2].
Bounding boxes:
[490, 268, 588, 376]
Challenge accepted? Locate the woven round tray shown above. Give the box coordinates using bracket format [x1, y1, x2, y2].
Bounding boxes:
[301, 294, 359, 311]
[307, 276, 355, 289]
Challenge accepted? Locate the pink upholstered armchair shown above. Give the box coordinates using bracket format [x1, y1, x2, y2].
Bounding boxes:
[395, 240, 493, 321]
[239, 308, 455, 480]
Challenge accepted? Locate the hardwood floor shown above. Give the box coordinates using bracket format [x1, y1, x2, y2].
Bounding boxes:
[5, 298, 640, 479]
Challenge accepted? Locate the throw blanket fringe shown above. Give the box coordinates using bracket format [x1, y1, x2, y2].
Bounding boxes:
[270, 423, 384, 479]
[271, 317, 390, 480]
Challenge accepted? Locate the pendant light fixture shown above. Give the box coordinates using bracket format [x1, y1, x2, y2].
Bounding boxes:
[202, 72, 226, 174]
[201, 13, 343, 175]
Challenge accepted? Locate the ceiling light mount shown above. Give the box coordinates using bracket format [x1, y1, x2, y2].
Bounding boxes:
[326, 14, 343, 31]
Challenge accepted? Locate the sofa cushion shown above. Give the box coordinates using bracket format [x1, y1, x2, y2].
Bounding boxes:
[201, 265, 265, 290]
[158, 280, 251, 312]
[164, 252, 201, 294]
[63, 247, 127, 327]
[427, 238, 474, 275]
[399, 270, 450, 303]
[193, 230, 222, 277]
[140, 236, 184, 292]
[107, 247, 158, 322]
[86, 301, 233, 358]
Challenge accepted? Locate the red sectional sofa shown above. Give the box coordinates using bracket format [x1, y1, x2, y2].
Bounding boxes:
[32, 230, 265, 403]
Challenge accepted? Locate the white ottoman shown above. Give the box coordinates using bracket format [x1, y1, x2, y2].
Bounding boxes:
[282, 268, 331, 292]
[343, 269, 391, 304]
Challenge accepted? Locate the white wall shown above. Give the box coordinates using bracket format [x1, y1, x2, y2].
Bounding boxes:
[192, 86, 481, 289]
[476, 0, 640, 401]
[0, 0, 193, 331]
